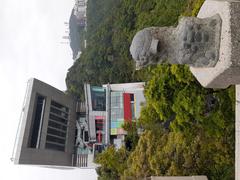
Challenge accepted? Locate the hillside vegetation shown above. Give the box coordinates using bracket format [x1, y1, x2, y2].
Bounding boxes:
[66, 0, 191, 98]
[66, 0, 235, 179]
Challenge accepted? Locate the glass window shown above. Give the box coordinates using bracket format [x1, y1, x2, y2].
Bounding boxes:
[50, 107, 68, 119]
[28, 94, 45, 148]
[45, 143, 65, 151]
[95, 119, 103, 131]
[49, 114, 68, 125]
[111, 92, 123, 121]
[131, 103, 135, 119]
[48, 120, 67, 131]
[91, 86, 106, 111]
[46, 100, 69, 152]
[46, 135, 65, 145]
[47, 128, 66, 138]
[51, 101, 69, 113]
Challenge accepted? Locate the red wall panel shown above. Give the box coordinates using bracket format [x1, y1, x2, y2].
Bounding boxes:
[123, 93, 132, 122]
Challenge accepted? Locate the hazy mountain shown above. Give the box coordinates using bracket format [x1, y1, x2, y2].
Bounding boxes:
[69, 9, 82, 60]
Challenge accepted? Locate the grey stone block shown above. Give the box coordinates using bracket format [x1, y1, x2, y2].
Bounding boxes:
[190, 0, 240, 88]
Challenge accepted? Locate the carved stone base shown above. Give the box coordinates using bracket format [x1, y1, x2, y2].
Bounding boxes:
[190, 0, 240, 88]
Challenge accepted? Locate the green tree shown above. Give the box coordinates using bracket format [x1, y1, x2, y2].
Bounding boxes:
[122, 121, 139, 151]
[95, 146, 129, 180]
[67, 0, 235, 179]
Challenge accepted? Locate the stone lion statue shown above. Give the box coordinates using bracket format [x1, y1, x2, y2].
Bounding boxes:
[130, 14, 221, 69]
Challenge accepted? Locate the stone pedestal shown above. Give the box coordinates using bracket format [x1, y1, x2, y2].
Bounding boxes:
[190, 0, 240, 89]
[191, 1, 240, 179]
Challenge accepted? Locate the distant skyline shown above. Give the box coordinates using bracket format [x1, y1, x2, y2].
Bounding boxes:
[0, 0, 97, 179]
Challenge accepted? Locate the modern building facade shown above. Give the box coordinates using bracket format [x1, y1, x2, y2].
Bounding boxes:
[85, 82, 145, 149]
[13, 78, 145, 168]
[14, 78, 76, 166]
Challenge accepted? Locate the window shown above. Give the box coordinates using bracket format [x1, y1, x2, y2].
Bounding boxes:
[111, 92, 123, 120]
[91, 86, 106, 111]
[49, 114, 68, 125]
[130, 94, 135, 119]
[48, 121, 67, 131]
[84, 131, 89, 142]
[45, 143, 64, 152]
[95, 119, 104, 143]
[45, 100, 69, 151]
[51, 101, 69, 113]
[47, 128, 66, 138]
[50, 107, 68, 119]
[46, 135, 65, 144]
[28, 94, 45, 148]
[95, 119, 103, 131]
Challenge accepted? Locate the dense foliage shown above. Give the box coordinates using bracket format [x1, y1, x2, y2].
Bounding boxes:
[66, 0, 190, 99]
[124, 65, 235, 179]
[66, 0, 235, 179]
[95, 146, 129, 180]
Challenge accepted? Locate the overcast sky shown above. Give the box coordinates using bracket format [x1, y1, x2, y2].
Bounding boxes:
[0, 0, 97, 179]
